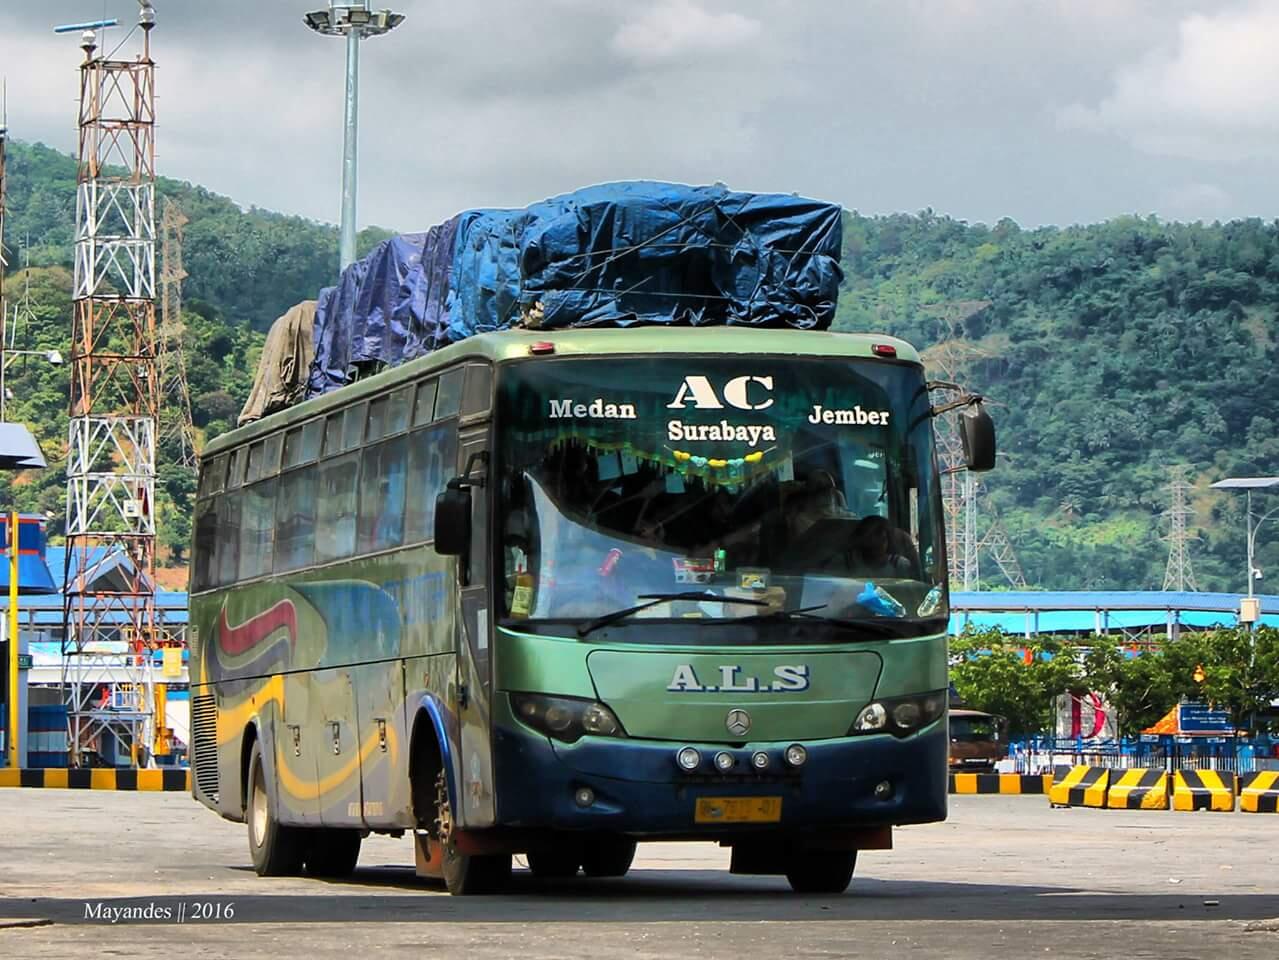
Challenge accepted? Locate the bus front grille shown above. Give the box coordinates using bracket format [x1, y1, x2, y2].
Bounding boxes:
[191, 695, 219, 802]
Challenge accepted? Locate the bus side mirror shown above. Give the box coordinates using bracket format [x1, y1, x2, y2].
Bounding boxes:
[960, 403, 996, 472]
[434, 486, 472, 557]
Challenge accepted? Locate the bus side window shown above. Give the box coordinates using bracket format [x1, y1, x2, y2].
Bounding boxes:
[193, 500, 217, 591]
[358, 435, 407, 553]
[405, 423, 457, 542]
[216, 490, 242, 586]
[323, 414, 343, 457]
[316, 452, 360, 562]
[275, 466, 317, 572]
[342, 402, 367, 451]
[386, 386, 413, 435]
[239, 478, 277, 580]
[198, 454, 226, 499]
[436, 369, 463, 420]
[413, 380, 437, 427]
[462, 364, 493, 417]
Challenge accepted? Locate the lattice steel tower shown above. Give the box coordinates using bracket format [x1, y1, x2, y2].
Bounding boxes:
[922, 303, 1026, 591]
[159, 197, 196, 470]
[62, 7, 161, 766]
[1162, 465, 1200, 592]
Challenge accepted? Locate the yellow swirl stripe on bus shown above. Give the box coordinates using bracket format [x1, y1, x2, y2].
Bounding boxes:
[214, 675, 285, 747]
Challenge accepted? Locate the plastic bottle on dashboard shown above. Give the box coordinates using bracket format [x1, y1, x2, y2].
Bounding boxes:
[916, 585, 943, 617]
[858, 581, 906, 618]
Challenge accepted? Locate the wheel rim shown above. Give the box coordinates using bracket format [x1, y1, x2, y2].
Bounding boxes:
[251, 762, 268, 848]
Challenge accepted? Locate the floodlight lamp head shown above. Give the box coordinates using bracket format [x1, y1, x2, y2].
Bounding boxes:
[138, 1, 156, 29]
[304, 9, 334, 34]
[45, 350, 64, 366]
[80, 30, 97, 54]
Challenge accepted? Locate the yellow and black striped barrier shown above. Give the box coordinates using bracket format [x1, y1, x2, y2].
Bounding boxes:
[1172, 769, 1235, 812]
[1239, 771, 1279, 813]
[1049, 765, 1110, 807]
[949, 773, 1052, 794]
[0, 768, 190, 791]
[1106, 768, 1168, 810]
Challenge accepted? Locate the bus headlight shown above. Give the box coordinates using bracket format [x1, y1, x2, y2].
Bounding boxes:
[851, 691, 947, 738]
[511, 693, 626, 744]
[853, 702, 888, 732]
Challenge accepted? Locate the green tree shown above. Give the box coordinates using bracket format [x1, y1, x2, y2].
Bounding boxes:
[949, 630, 1084, 736]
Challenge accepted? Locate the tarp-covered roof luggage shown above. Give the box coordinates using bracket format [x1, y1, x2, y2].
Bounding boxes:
[306, 181, 844, 399]
[515, 182, 844, 330]
[239, 300, 317, 425]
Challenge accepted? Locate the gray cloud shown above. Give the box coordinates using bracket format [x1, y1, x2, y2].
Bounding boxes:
[0, 0, 1271, 231]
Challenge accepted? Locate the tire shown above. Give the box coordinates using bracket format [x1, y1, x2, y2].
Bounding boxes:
[785, 850, 856, 894]
[304, 829, 362, 878]
[433, 770, 511, 895]
[527, 843, 582, 879]
[246, 740, 305, 877]
[580, 837, 636, 878]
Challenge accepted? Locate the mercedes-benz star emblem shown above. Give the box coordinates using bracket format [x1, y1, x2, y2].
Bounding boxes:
[725, 708, 751, 736]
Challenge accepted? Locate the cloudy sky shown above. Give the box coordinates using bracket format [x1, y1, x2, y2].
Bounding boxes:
[3, 1, 1277, 230]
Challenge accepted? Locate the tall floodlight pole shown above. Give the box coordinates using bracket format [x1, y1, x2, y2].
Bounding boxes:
[304, 2, 404, 270]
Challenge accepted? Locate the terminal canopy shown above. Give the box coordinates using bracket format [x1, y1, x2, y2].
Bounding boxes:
[0, 423, 46, 470]
[1211, 477, 1279, 490]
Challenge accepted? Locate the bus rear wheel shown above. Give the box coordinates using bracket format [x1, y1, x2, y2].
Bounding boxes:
[246, 740, 305, 877]
[785, 850, 856, 894]
[435, 771, 511, 895]
[581, 837, 636, 878]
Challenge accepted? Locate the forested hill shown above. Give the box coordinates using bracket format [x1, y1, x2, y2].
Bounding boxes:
[834, 212, 1279, 591]
[3, 140, 392, 329]
[2, 138, 1275, 589]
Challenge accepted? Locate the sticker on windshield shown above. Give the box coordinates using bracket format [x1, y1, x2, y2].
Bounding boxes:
[673, 557, 716, 584]
[739, 568, 769, 591]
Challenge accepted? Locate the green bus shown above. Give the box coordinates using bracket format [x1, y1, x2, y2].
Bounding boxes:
[189, 326, 993, 894]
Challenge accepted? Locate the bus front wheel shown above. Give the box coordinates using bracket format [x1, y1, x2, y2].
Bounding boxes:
[785, 850, 856, 894]
[435, 771, 511, 895]
[581, 836, 636, 878]
[246, 740, 305, 877]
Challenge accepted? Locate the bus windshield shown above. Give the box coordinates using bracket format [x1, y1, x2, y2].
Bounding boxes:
[495, 354, 946, 633]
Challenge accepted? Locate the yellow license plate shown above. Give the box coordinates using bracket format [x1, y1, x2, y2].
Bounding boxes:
[694, 796, 782, 824]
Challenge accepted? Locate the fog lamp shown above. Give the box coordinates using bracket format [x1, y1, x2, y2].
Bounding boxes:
[676, 746, 702, 771]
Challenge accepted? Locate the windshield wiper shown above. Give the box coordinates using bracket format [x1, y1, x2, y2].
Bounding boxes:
[576, 591, 770, 638]
[734, 603, 830, 624]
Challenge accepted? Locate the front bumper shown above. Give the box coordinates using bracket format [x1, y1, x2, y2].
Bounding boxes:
[493, 716, 948, 837]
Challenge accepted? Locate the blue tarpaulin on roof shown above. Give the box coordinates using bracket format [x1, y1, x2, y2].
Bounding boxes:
[307, 182, 844, 397]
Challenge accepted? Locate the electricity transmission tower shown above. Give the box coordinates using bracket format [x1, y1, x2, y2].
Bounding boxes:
[1162, 466, 1199, 592]
[159, 197, 196, 469]
[61, 9, 162, 766]
[922, 302, 1026, 590]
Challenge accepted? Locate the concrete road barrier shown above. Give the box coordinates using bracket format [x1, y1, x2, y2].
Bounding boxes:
[0, 768, 190, 791]
[1239, 771, 1279, 813]
[949, 773, 1052, 795]
[1049, 765, 1110, 807]
[1172, 770, 1235, 812]
[1106, 768, 1168, 810]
